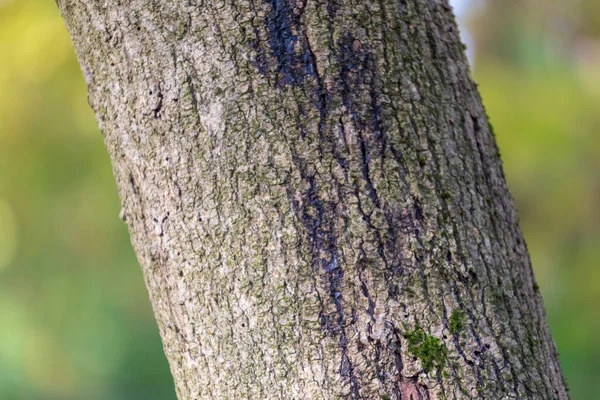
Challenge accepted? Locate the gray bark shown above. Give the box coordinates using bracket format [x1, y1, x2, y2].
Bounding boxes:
[57, 0, 568, 399]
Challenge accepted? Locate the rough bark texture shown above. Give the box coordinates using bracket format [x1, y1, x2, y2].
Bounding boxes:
[58, 0, 568, 399]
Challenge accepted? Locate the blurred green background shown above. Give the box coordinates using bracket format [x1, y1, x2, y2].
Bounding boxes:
[0, 0, 598, 399]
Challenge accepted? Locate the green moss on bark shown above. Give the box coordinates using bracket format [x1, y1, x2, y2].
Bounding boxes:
[449, 309, 464, 335]
[404, 326, 448, 373]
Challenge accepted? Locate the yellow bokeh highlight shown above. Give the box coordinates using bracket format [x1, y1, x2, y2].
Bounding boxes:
[1, 1, 71, 84]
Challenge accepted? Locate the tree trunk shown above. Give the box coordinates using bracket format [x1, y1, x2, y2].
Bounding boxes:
[58, 0, 568, 398]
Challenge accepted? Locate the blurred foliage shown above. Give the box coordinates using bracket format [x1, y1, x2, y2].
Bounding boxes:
[0, 0, 598, 399]
[464, 1, 600, 398]
[0, 1, 175, 399]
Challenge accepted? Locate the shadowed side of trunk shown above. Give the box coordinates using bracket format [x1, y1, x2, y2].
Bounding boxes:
[58, 0, 568, 398]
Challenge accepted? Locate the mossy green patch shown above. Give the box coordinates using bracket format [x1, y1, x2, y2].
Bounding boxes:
[449, 309, 464, 335]
[404, 326, 448, 373]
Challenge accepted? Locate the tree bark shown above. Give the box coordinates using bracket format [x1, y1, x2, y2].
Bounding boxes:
[58, 0, 568, 398]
